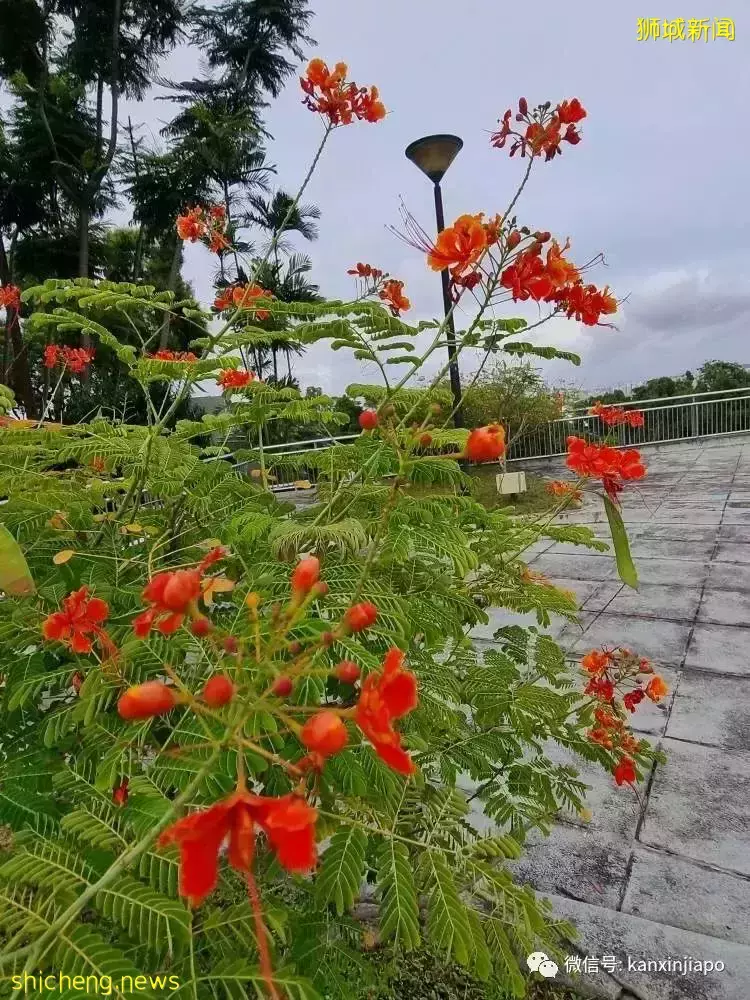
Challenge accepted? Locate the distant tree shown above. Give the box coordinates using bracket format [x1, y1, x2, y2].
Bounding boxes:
[460, 361, 561, 447]
[695, 361, 750, 393]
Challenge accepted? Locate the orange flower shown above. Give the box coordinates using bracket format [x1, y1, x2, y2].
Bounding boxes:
[546, 480, 583, 501]
[491, 98, 585, 159]
[217, 369, 254, 390]
[379, 279, 410, 316]
[159, 788, 318, 906]
[566, 437, 646, 503]
[176, 204, 229, 252]
[645, 675, 669, 702]
[42, 587, 111, 655]
[118, 680, 178, 720]
[176, 208, 204, 242]
[554, 282, 617, 326]
[301, 59, 385, 126]
[557, 98, 587, 125]
[427, 214, 487, 276]
[148, 350, 198, 362]
[354, 648, 418, 775]
[589, 402, 646, 429]
[465, 424, 506, 463]
[581, 649, 611, 675]
[545, 239, 579, 286]
[231, 284, 274, 321]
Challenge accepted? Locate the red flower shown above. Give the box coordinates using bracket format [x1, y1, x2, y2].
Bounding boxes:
[217, 369, 254, 390]
[42, 587, 110, 655]
[300, 710, 349, 757]
[230, 284, 274, 321]
[623, 688, 645, 712]
[118, 681, 177, 720]
[379, 279, 410, 316]
[133, 569, 202, 637]
[203, 674, 235, 707]
[148, 350, 199, 362]
[43, 345, 95, 373]
[348, 262, 383, 280]
[555, 282, 617, 326]
[547, 480, 583, 501]
[354, 648, 418, 775]
[465, 424, 506, 463]
[43, 345, 60, 369]
[359, 409, 379, 430]
[584, 677, 615, 701]
[557, 98, 587, 125]
[291, 556, 321, 595]
[613, 757, 637, 786]
[344, 601, 378, 633]
[177, 205, 228, 252]
[427, 214, 487, 276]
[335, 660, 361, 684]
[566, 437, 646, 502]
[177, 208, 205, 242]
[0, 284, 21, 311]
[159, 789, 317, 905]
[112, 779, 129, 807]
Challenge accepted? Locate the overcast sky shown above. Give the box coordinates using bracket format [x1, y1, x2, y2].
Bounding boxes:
[120, 1, 747, 394]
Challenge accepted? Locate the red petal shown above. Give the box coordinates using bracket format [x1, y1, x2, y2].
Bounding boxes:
[42, 613, 67, 641]
[70, 631, 94, 654]
[372, 738, 416, 776]
[227, 802, 256, 873]
[156, 612, 184, 635]
[85, 597, 109, 624]
[381, 671, 418, 719]
[133, 608, 157, 638]
[159, 803, 232, 907]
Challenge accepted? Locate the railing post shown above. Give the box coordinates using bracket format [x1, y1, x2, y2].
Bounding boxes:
[691, 395, 698, 439]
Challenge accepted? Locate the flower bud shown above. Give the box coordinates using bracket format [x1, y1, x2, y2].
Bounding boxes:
[112, 779, 129, 807]
[291, 556, 321, 595]
[335, 660, 361, 684]
[272, 675, 293, 697]
[118, 681, 177, 721]
[288, 640, 303, 656]
[343, 602, 378, 633]
[202, 674, 235, 707]
[301, 710, 348, 757]
[223, 635, 239, 654]
[190, 617, 212, 637]
[518, 97, 528, 115]
[358, 409, 379, 430]
[507, 230, 521, 250]
[419, 433, 433, 448]
[313, 581, 329, 598]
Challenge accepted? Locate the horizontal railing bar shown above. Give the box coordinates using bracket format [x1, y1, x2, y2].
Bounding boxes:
[569, 385, 750, 412]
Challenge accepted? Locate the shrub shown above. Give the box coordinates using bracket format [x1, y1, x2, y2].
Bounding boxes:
[0, 71, 666, 999]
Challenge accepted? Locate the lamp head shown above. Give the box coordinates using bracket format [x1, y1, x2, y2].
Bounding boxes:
[405, 134, 463, 184]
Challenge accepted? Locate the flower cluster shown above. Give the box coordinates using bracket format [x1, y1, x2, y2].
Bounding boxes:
[301, 59, 385, 125]
[132, 547, 231, 637]
[346, 263, 411, 316]
[427, 213, 501, 283]
[0, 284, 21, 311]
[214, 283, 275, 320]
[491, 97, 586, 160]
[580, 647, 668, 786]
[566, 436, 646, 503]
[589, 401, 645, 428]
[176, 204, 229, 253]
[500, 235, 617, 327]
[147, 350, 199, 362]
[43, 345, 96, 374]
[546, 479, 583, 502]
[217, 368, 256, 390]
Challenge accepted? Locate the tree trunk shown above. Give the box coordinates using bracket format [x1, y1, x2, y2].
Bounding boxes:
[79, 205, 90, 278]
[0, 236, 37, 417]
[272, 348, 278, 381]
[158, 237, 182, 349]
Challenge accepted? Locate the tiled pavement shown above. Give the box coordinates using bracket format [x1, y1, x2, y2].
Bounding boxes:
[475, 440, 750, 999]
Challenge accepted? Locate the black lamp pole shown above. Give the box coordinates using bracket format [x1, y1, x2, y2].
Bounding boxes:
[405, 134, 464, 427]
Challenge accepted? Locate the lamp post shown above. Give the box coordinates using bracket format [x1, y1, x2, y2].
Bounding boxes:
[405, 133, 464, 426]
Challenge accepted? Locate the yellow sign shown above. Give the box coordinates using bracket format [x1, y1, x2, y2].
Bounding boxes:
[636, 17, 735, 40]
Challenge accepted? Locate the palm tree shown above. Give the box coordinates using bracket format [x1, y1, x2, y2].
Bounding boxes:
[247, 189, 320, 267]
[251, 252, 320, 380]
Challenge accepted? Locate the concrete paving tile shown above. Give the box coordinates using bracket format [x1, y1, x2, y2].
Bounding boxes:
[651, 509, 723, 525]
[531, 552, 619, 581]
[511, 823, 631, 909]
[718, 524, 750, 543]
[623, 847, 750, 946]
[697, 589, 750, 627]
[706, 562, 750, 590]
[633, 558, 709, 586]
[666, 671, 750, 750]
[544, 891, 750, 1000]
[568, 613, 693, 668]
[543, 578, 621, 612]
[714, 541, 750, 564]
[637, 524, 718, 543]
[629, 538, 717, 561]
[604, 583, 703, 622]
[544, 743, 644, 840]
[722, 509, 750, 524]
[639, 738, 750, 875]
[684, 623, 750, 676]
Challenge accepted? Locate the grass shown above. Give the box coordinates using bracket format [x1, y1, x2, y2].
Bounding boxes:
[468, 467, 554, 513]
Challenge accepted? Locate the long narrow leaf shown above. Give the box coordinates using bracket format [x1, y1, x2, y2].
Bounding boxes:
[0, 525, 35, 595]
[603, 495, 638, 589]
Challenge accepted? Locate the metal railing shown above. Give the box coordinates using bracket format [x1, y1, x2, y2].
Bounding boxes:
[507, 387, 750, 461]
[205, 387, 750, 486]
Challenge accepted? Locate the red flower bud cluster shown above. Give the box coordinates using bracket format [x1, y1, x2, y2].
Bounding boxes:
[347, 262, 384, 281]
[147, 350, 199, 362]
[301, 59, 385, 125]
[176, 204, 229, 253]
[491, 97, 586, 161]
[566, 436, 646, 503]
[217, 368, 255, 390]
[589, 401, 645, 429]
[43, 345, 96, 374]
[465, 424, 506, 463]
